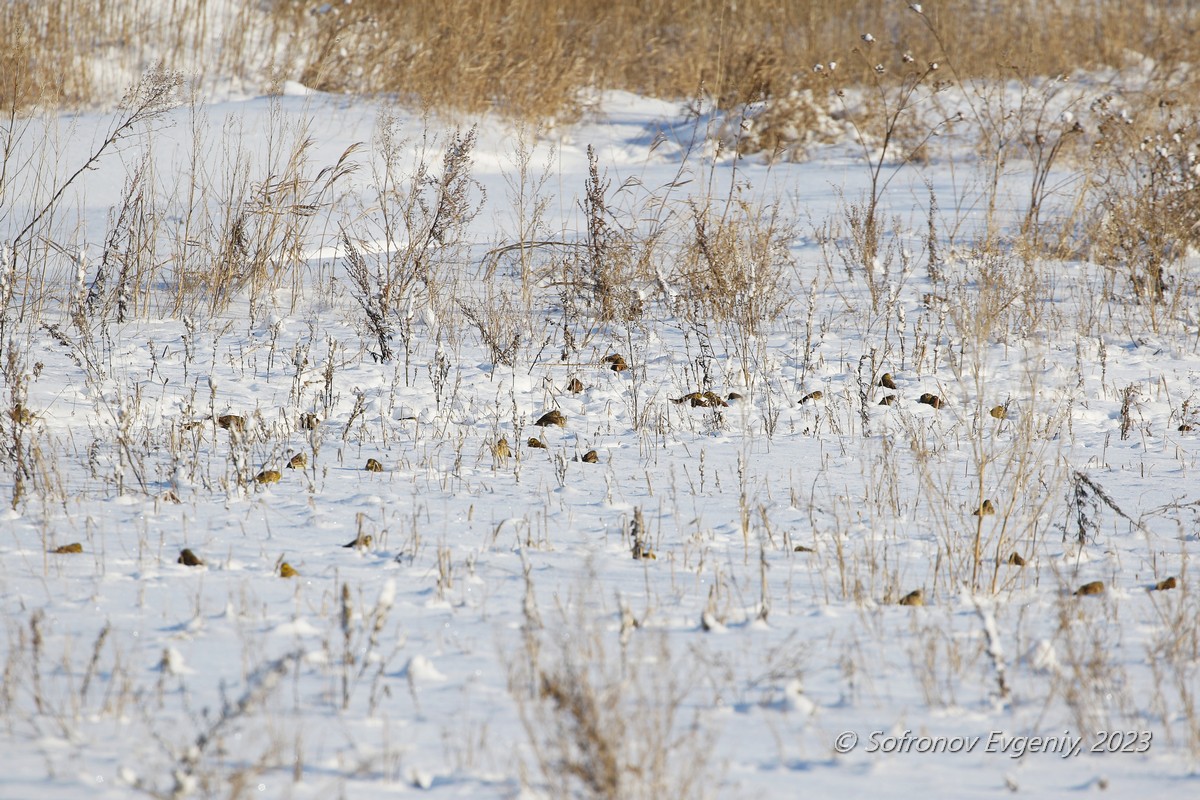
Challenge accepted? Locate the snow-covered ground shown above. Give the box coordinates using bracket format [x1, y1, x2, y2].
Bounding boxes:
[1, 80, 1198, 800]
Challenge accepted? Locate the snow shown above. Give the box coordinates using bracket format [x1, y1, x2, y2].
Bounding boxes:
[1, 76, 1198, 800]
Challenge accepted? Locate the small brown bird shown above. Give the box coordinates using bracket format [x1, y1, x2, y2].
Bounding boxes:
[254, 469, 282, 484]
[255, 469, 281, 484]
[287, 452, 307, 469]
[917, 393, 945, 409]
[365, 458, 384, 472]
[279, 562, 299, 578]
[1005, 552, 1026, 567]
[534, 410, 566, 427]
[342, 534, 373, 550]
[493, 437, 511, 459]
[973, 499, 996, 516]
[1074, 581, 1105, 596]
[727, 392, 745, 403]
[878, 373, 898, 390]
[989, 405, 1007, 420]
[878, 394, 897, 406]
[580, 449, 600, 463]
[300, 413, 320, 430]
[52, 543, 83, 554]
[631, 541, 656, 560]
[218, 414, 246, 432]
[1153, 576, 1178, 591]
[898, 589, 925, 606]
[567, 377, 585, 393]
[178, 548, 204, 567]
[799, 390, 824, 404]
[671, 391, 728, 408]
[602, 353, 628, 372]
[527, 437, 547, 449]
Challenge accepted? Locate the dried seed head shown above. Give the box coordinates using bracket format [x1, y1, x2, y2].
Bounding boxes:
[341, 583, 353, 633]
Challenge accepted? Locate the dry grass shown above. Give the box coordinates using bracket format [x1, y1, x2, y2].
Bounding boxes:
[509, 570, 718, 800]
[1, 0, 265, 110]
[1083, 99, 1200, 317]
[4, 1, 1197, 122]
[676, 195, 794, 335]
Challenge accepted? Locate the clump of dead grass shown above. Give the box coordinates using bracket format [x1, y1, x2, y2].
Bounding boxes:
[1084, 97, 1200, 316]
[508, 568, 719, 800]
[674, 194, 794, 336]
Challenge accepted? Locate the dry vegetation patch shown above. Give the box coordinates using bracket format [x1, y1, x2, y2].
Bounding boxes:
[5, 1, 1197, 122]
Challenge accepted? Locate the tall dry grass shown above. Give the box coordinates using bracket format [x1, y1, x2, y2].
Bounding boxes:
[4, 1, 1196, 120]
[1, 0, 267, 111]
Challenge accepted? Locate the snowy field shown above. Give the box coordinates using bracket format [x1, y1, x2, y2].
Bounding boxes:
[1, 71, 1198, 800]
